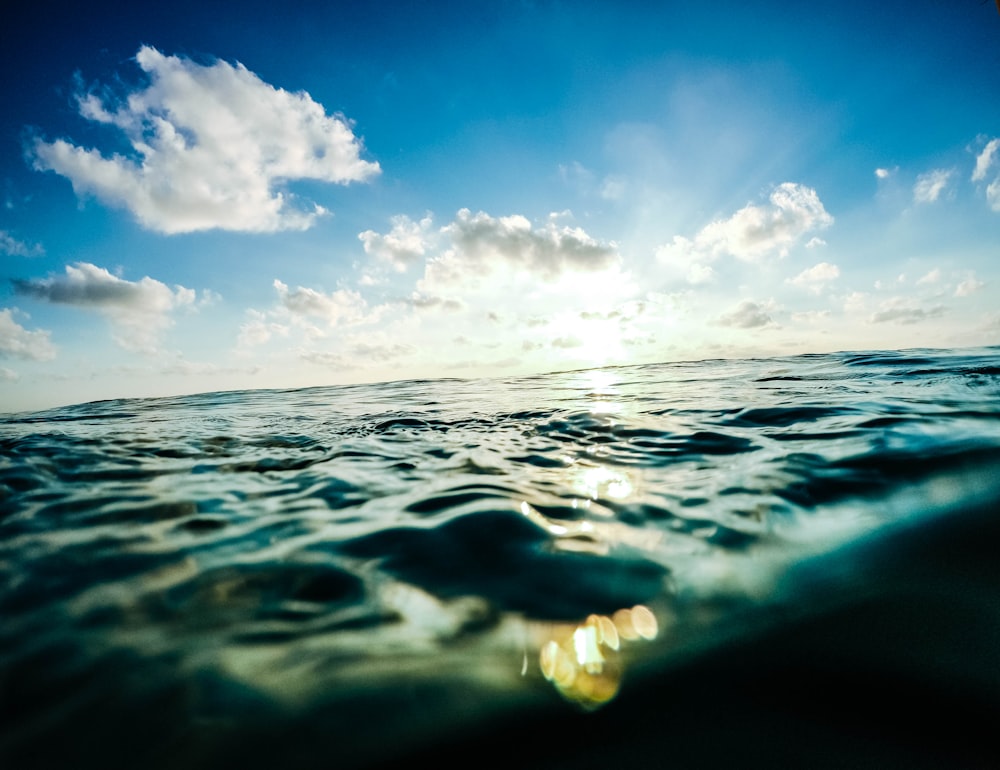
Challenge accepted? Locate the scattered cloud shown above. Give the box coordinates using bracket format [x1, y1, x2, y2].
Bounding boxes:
[804, 237, 826, 249]
[955, 274, 984, 297]
[349, 342, 412, 362]
[273, 279, 369, 326]
[987, 179, 1000, 213]
[787, 262, 840, 293]
[657, 182, 833, 267]
[875, 167, 896, 179]
[0, 308, 57, 361]
[236, 309, 289, 349]
[790, 309, 832, 324]
[359, 214, 434, 272]
[30, 46, 379, 234]
[437, 208, 618, 281]
[972, 138, 999, 183]
[300, 351, 354, 369]
[12, 262, 194, 353]
[913, 168, 954, 204]
[551, 335, 583, 349]
[869, 299, 947, 325]
[399, 293, 463, 312]
[0, 230, 43, 257]
[916, 268, 942, 285]
[715, 299, 775, 329]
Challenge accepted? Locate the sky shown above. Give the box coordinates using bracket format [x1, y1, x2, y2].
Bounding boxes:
[1, 0, 999, 413]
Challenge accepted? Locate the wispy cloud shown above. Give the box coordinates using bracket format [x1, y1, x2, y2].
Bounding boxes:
[13, 262, 195, 353]
[0, 230, 43, 257]
[913, 168, 954, 204]
[0, 308, 56, 361]
[972, 138, 999, 183]
[787, 261, 840, 293]
[30, 46, 380, 234]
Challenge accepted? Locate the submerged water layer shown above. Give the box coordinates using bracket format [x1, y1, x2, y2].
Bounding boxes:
[2, 347, 1000, 767]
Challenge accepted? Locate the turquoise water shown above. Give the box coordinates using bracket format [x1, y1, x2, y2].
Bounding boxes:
[2, 348, 1000, 768]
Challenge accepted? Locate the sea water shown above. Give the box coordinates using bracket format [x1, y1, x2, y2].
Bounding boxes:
[2, 348, 1000, 768]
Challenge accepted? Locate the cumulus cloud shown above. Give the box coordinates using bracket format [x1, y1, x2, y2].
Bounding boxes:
[239, 278, 378, 352]
[236, 309, 289, 349]
[273, 279, 368, 326]
[955, 274, 984, 297]
[787, 262, 840, 293]
[869, 299, 947, 325]
[13, 262, 194, 353]
[657, 183, 833, 268]
[30, 46, 379, 234]
[716, 299, 775, 329]
[0, 230, 43, 257]
[439, 208, 618, 280]
[916, 268, 942, 285]
[972, 138, 999, 183]
[0, 308, 57, 360]
[913, 169, 954, 204]
[359, 214, 434, 271]
[875, 167, 894, 179]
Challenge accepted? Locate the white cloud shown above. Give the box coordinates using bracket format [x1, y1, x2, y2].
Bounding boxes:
[787, 262, 840, 293]
[716, 299, 775, 329]
[349, 342, 412, 362]
[438, 208, 618, 281]
[13, 262, 194, 353]
[955, 274, 984, 297]
[359, 214, 434, 271]
[686, 262, 716, 285]
[0, 308, 56, 361]
[0, 230, 43, 257]
[600, 175, 627, 200]
[31, 46, 379, 234]
[987, 179, 1000, 212]
[972, 138, 999, 182]
[804, 237, 826, 248]
[869, 298, 947, 325]
[916, 268, 942, 285]
[273, 279, 369, 326]
[790, 309, 832, 323]
[875, 167, 894, 179]
[657, 183, 833, 266]
[0, 367, 18, 382]
[551, 335, 583, 349]
[913, 168, 954, 204]
[236, 309, 289, 349]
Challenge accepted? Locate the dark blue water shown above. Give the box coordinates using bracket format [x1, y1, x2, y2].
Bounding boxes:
[3, 348, 1000, 768]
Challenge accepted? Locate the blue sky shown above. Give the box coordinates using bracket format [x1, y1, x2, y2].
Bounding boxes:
[2, 0, 999, 412]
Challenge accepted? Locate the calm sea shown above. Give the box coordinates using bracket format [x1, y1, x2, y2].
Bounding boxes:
[3, 348, 1000, 768]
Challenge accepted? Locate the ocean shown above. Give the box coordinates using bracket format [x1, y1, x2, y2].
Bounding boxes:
[2, 347, 1000, 768]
